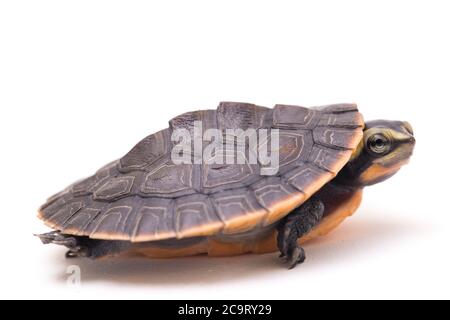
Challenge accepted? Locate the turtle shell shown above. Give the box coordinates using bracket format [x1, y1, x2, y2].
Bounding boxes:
[38, 102, 364, 242]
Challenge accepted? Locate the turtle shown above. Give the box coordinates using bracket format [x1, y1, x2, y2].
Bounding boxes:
[37, 102, 415, 269]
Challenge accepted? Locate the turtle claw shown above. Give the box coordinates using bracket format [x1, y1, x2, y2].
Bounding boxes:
[65, 246, 90, 258]
[278, 245, 306, 269]
[66, 250, 80, 258]
[287, 246, 306, 270]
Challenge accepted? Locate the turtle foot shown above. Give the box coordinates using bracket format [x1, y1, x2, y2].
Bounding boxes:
[276, 196, 324, 269]
[35, 231, 90, 258]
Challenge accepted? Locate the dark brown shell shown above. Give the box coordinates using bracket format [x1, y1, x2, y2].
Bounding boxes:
[38, 102, 364, 242]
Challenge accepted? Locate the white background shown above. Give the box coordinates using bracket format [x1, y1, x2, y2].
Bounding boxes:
[0, 0, 449, 300]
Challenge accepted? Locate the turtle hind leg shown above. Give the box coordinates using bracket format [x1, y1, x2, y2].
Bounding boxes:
[36, 231, 91, 258]
[277, 196, 324, 269]
[36, 231, 132, 259]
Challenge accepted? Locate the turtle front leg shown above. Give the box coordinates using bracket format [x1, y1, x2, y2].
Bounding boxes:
[277, 197, 324, 269]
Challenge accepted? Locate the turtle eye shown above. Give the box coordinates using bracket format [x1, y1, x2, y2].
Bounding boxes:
[367, 134, 390, 155]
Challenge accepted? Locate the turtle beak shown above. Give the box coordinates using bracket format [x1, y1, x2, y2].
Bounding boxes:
[402, 121, 415, 144]
[382, 121, 415, 166]
[403, 121, 414, 136]
[388, 122, 415, 147]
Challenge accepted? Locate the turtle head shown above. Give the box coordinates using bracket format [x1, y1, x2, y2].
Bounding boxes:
[340, 120, 415, 187]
